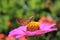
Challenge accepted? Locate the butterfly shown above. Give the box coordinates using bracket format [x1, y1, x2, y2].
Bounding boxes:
[16, 16, 34, 26]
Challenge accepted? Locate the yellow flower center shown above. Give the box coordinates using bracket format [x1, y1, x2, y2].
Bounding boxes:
[26, 21, 40, 31]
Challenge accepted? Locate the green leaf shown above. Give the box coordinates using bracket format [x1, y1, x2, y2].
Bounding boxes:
[9, 0, 15, 7]
[28, 0, 36, 10]
[2, 15, 9, 30]
[1, 0, 8, 13]
[17, 0, 25, 7]
[16, 9, 24, 18]
[0, 16, 3, 33]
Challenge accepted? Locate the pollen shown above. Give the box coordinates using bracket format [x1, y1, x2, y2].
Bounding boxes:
[26, 21, 40, 31]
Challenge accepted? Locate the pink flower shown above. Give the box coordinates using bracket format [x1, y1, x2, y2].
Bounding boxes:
[5, 36, 15, 40]
[39, 16, 56, 24]
[8, 21, 57, 38]
[0, 33, 5, 39]
[18, 37, 27, 40]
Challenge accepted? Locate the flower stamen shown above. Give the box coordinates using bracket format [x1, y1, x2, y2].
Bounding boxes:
[26, 21, 40, 31]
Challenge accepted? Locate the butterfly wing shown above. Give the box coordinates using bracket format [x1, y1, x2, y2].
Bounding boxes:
[16, 16, 34, 26]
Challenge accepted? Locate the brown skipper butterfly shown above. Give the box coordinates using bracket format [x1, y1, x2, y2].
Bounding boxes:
[16, 16, 34, 26]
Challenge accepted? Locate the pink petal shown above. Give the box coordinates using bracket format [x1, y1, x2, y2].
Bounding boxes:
[25, 30, 45, 36]
[40, 23, 56, 30]
[8, 26, 26, 38]
[24, 28, 57, 37]
[42, 28, 57, 33]
[16, 34, 26, 38]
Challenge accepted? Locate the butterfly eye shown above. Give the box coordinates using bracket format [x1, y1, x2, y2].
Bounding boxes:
[16, 16, 34, 26]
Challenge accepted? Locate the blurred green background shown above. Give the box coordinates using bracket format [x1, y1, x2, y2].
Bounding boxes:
[0, 0, 60, 40]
